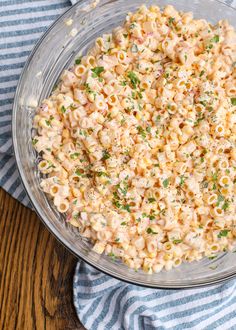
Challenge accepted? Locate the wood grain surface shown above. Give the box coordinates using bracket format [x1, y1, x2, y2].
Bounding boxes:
[0, 188, 85, 330]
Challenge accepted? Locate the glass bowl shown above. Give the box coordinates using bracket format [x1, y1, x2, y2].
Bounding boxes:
[12, 0, 236, 288]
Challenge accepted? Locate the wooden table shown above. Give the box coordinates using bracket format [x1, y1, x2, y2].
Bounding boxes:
[0, 188, 84, 330]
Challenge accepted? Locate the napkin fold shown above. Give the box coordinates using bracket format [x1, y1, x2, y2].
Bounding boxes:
[74, 260, 236, 330]
[1, 1, 236, 330]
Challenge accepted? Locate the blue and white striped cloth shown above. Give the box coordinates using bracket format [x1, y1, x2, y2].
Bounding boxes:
[74, 261, 236, 330]
[1, 1, 236, 329]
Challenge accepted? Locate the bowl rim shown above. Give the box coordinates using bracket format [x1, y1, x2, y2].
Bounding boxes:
[12, 0, 236, 289]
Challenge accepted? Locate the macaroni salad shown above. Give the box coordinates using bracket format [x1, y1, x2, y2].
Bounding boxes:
[33, 5, 236, 273]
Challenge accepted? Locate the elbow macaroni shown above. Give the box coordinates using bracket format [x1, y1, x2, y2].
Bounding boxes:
[32, 5, 236, 273]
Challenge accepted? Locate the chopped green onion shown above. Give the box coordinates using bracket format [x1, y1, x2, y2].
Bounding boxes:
[75, 56, 82, 65]
[146, 227, 158, 234]
[163, 178, 169, 188]
[218, 230, 229, 238]
[91, 66, 104, 78]
[231, 98, 236, 106]
[127, 71, 140, 89]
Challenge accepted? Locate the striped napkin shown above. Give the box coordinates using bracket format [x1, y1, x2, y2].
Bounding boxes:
[74, 262, 236, 329]
[1, 1, 236, 329]
[0, 0, 71, 206]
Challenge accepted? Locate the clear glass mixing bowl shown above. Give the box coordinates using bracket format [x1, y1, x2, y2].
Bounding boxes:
[12, 0, 236, 288]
